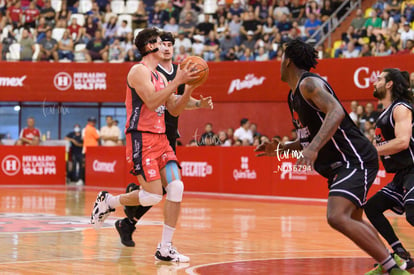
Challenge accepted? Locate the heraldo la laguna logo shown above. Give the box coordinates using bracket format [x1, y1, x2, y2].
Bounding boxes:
[1, 155, 21, 176]
[54, 72, 107, 91]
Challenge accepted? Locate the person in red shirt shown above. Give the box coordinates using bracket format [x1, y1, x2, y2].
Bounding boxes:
[23, 1, 39, 28]
[90, 27, 201, 263]
[6, 0, 22, 28]
[67, 16, 82, 42]
[15, 117, 41, 146]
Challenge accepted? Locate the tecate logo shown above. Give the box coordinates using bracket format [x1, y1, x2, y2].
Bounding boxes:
[181, 161, 212, 177]
[227, 74, 266, 94]
[0, 76, 27, 87]
[92, 160, 116, 173]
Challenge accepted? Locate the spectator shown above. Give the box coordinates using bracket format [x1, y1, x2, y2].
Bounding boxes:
[349, 100, 358, 124]
[254, 0, 271, 24]
[262, 16, 277, 36]
[103, 16, 119, 44]
[15, 117, 41, 146]
[215, 15, 228, 39]
[174, 45, 188, 62]
[240, 10, 261, 42]
[100, 115, 121, 146]
[305, 0, 321, 19]
[277, 13, 293, 40]
[241, 30, 256, 52]
[239, 47, 254, 61]
[396, 39, 414, 55]
[228, 14, 242, 44]
[273, 0, 290, 22]
[364, 9, 382, 30]
[85, 30, 109, 62]
[148, 3, 163, 28]
[304, 12, 322, 40]
[160, 0, 179, 26]
[6, 0, 22, 29]
[219, 30, 238, 58]
[55, 1, 71, 28]
[1, 27, 17, 60]
[109, 38, 125, 62]
[174, 30, 192, 55]
[203, 31, 220, 61]
[40, 0, 56, 27]
[381, 10, 394, 30]
[36, 16, 49, 42]
[23, 1, 40, 29]
[58, 30, 74, 61]
[234, 118, 253, 145]
[255, 46, 269, 61]
[195, 14, 215, 36]
[179, 11, 196, 37]
[67, 16, 83, 42]
[131, 2, 148, 30]
[178, 1, 198, 25]
[39, 28, 58, 61]
[120, 32, 135, 53]
[229, 0, 244, 17]
[400, 22, 414, 49]
[217, 130, 232, 146]
[320, 0, 334, 22]
[223, 48, 239, 61]
[342, 41, 360, 58]
[250, 123, 260, 138]
[388, 23, 401, 48]
[289, 0, 305, 24]
[82, 116, 100, 154]
[116, 20, 132, 42]
[199, 123, 215, 146]
[373, 41, 390, 56]
[124, 48, 139, 62]
[164, 16, 179, 36]
[191, 34, 205, 57]
[65, 124, 84, 185]
[351, 8, 366, 31]
[83, 15, 99, 43]
[19, 28, 35, 61]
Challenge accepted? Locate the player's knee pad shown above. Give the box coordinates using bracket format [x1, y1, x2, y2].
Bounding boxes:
[166, 180, 184, 202]
[138, 189, 162, 206]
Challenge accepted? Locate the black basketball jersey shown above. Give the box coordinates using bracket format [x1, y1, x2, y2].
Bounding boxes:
[156, 63, 185, 151]
[288, 72, 378, 178]
[375, 100, 414, 173]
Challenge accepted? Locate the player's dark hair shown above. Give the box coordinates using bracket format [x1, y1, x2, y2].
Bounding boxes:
[284, 39, 318, 71]
[134, 27, 160, 56]
[383, 68, 413, 103]
[160, 31, 175, 45]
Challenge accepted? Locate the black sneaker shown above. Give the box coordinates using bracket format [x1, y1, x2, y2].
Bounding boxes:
[115, 218, 136, 247]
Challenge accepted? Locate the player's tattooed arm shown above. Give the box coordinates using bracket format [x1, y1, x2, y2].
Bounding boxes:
[300, 77, 345, 154]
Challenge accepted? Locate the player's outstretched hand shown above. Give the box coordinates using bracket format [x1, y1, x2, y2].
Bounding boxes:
[199, 95, 213, 109]
[255, 138, 280, 157]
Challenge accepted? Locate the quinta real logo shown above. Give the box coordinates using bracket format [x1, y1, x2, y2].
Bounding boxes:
[227, 74, 266, 94]
[233, 156, 256, 181]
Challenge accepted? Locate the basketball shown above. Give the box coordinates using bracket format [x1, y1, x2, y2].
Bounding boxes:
[180, 56, 209, 86]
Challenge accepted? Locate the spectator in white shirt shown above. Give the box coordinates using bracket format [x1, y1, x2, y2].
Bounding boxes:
[342, 41, 360, 58]
[400, 21, 414, 49]
[116, 20, 132, 42]
[100, 115, 121, 146]
[233, 118, 254, 145]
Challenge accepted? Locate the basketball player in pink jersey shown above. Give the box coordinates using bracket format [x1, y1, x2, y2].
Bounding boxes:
[90, 27, 201, 262]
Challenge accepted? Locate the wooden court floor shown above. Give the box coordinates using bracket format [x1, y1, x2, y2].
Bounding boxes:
[0, 185, 412, 275]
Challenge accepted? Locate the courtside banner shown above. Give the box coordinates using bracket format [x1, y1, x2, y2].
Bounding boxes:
[83, 146, 392, 199]
[0, 146, 66, 185]
[0, 55, 412, 102]
[85, 146, 136, 188]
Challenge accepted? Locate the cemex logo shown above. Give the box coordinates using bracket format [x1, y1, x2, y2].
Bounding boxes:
[0, 76, 26, 87]
[54, 72, 72, 91]
[233, 156, 256, 181]
[1, 155, 21, 176]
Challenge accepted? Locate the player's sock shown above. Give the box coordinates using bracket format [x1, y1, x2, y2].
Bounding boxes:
[382, 254, 399, 273]
[161, 224, 175, 246]
[392, 241, 410, 258]
[107, 194, 121, 208]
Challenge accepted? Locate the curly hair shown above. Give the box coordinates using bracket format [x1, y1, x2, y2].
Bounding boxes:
[284, 39, 318, 71]
[383, 68, 413, 103]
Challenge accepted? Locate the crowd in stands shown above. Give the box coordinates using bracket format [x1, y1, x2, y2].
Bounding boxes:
[0, 0, 357, 62]
[335, 0, 414, 57]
